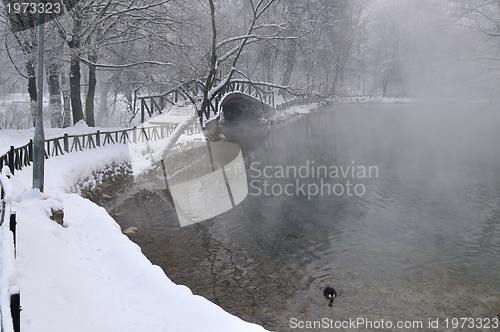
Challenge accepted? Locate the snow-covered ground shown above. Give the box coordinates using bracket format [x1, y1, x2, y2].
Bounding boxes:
[0, 105, 267, 332]
[15, 192, 265, 332]
[273, 103, 320, 120]
[0, 97, 397, 331]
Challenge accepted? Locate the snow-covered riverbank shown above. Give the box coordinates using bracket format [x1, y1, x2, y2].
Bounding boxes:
[14, 190, 266, 332]
[1, 98, 407, 331]
[0, 113, 267, 331]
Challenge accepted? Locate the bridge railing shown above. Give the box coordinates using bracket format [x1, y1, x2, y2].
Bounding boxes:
[137, 80, 205, 123]
[138, 78, 281, 125]
[275, 95, 325, 110]
[138, 94, 173, 123]
[0, 167, 20, 332]
[0, 122, 200, 176]
[211, 80, 276, 120]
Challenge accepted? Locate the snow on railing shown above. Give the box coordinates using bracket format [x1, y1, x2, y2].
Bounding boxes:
[138, 79, 204, 123]
[275, 95, 325, 110]
[0, 166, 20, 332]
[335, 93, 408, 102]
[140, 79, 279, 126]
[0, 167, 13, 224]
[0, 122, 201, 176]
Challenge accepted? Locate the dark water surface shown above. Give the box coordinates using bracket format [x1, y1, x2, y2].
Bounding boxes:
[109, 102, 500, 331]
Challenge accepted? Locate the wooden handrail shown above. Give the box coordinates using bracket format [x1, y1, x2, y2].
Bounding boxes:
[0, 122, 201, 176]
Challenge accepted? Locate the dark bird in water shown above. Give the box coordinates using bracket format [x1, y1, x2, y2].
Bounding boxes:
[323, 286, 337, 307]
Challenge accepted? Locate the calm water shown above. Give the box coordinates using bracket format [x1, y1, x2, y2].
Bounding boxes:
[110, 102, 500, 331]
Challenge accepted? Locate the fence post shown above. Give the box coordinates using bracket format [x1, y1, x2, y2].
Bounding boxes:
[63, 134, 69, 153]
[29, 139, 34, 162]
[141, 100, 145, 123]
[10, 212, 16, 256]
[8, 146, 15, 175]
[96, 131, 101, 147]
[11, 292, 20, 332]
[133, 126, 137, 143]
[160, 124, 165, 139]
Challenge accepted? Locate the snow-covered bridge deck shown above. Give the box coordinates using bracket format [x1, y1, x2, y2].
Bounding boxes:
[138, 79, 277, 125]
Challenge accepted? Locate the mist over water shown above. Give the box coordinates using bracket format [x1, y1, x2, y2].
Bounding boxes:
[3, 0, 500, 330]
[104, 1, 500, 329]
[109, 101, 500, 331]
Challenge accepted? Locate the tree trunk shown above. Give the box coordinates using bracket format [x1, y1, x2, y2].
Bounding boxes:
[61, 70, 72, 127]
[70, 49, 84, 124]
[84, 52, 97, 126]
[46, 62, 62, 127]
[279, 0, 298, 95]
[96, 76, 113, 125]
[331, 68, 339, 96]
[26, 59, 37, 126]
[330, 55, 343, 96]
[68, 10, 84, 125]
[280, 40, 296, 92]
[201, 0, 218, 120]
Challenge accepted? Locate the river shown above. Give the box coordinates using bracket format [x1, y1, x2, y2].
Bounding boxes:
[107, 102, 500, 331]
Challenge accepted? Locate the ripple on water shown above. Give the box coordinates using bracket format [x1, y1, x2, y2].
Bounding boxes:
[102, 104, 500, 331]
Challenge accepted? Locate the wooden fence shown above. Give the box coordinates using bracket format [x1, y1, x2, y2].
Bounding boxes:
[0, 118, 204, 332]
[137, 80, 204, 123]
[0, 122, 201, 176]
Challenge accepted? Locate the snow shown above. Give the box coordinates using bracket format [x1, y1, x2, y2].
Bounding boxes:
[1, 166, 13, 204]
[270, 103, 320, 124]
[0, 104, 267, 332]
[14, 192, 264, 332]
[273, 94, 287, 106]
[0, 166, 17, 332]
[9, 145, 130, 197]
[270, 95, 413, 124]
[0, 221, 18, 332]
[128, 106, 201, 177]
[335, 95, 413, 103]
[0, 122, 127, 156]
[0, 96, 409, 331]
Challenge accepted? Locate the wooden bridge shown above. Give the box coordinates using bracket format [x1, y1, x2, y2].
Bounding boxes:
[137, 79, 277, 125]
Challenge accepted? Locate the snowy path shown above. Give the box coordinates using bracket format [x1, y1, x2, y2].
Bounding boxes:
[1, 105, 267, 331]
[15, 193, 265, 332]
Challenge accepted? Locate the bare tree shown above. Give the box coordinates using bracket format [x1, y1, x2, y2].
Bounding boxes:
[199, 0, 294, 121]
[2, 26, 38, 125]
[51, 0, 178, 126]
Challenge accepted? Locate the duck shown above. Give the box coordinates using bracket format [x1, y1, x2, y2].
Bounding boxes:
[323, 286, 337, 307]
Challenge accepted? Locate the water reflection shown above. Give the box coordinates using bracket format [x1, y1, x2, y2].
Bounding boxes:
[109, 102, 500, 331]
